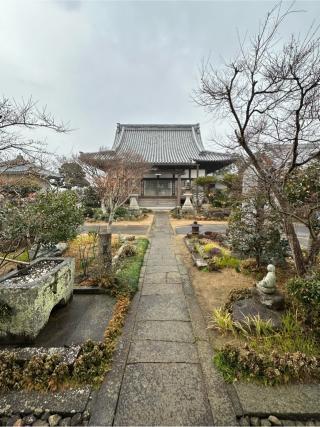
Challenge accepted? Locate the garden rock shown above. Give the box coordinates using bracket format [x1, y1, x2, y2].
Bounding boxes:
[12, 419, 23, 427]
[48, 414, 62, 427]
[58, 417, 71, 426]
[41, 411, 50, 421]
[252, 288, 285, 311]
[34, 408, 43, 417]
[6, 415, 20, 426]
[268, 415, 282, 426]
[82, 411, 90, 421]
[23, 415, 36, 425]
[232, 297, 283, 328]
[261, 419, 272, 427]
[70, 413, 82, 426]
[33, 420, 49, 426]
[240, 416, 251, 426]
[251, 416, 261, 426]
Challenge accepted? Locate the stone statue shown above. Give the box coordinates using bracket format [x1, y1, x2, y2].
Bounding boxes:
[257, 264, 276, 294]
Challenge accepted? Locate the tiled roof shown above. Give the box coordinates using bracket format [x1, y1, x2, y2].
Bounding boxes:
[108, 123, 233, 165]
[0, 162, 59, 178]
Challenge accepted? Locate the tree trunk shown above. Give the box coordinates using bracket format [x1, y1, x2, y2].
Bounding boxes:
[273, 192, 306, 276]
[283, 216, 306, 276]
[307, 235, 320, 267]
[99, 231, 112, 272]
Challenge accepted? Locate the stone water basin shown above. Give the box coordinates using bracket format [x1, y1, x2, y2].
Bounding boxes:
[0, 257, 75, 344]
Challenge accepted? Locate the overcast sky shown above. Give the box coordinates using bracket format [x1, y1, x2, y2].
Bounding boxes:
[1, 0, 320, 156]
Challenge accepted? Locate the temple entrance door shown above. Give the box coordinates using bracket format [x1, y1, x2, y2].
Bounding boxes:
[144, 179, 173, 196]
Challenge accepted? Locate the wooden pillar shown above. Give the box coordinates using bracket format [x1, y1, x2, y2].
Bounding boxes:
[177, 175, 182, 206]
[195, 163, 199, 209]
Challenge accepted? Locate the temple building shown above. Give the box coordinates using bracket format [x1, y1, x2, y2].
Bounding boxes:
[82, 123, 234, 209]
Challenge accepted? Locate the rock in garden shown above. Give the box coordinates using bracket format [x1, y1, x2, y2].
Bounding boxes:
[268, 415, 282, 426]
[261, 419, 272, 427]
[6, 415, 21, 426]
[250, 416, 261, 426]
[34, 408, 43, 417]
[12, 419, 24, 427]
[70, 413, 82, 426]
[33, 420, 49, 426]
[232, 297, 283, 328]
[23, 415, 37, 425]
[58, 418, 71, 426]
[48, 415, 62, 427]
[82, 411, 90, 421]
[239, 416, 250, 426]
[41, 411, 51, 421]
[306, 422, 315, 426]
[281, 421, 295, 426]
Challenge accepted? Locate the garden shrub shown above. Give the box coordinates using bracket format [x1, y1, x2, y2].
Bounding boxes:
[287, 274, 320, 332]
[214, 254, 240, 270]
[114, 238, 149, 297]
[204, 242, 228, 255]
[207, 258, 221, 272]
[214, 344, 320, 385]
[228, 204, 288, 266]
[114, 206, 129, 219]
[120, 243, 137, 258]
[0, 191, 84, 261]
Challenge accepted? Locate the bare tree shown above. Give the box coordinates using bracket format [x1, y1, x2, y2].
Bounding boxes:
[79, 150, 149, 270]
[0, 96, 68, 162]
[194, 3, 320, 275]
[0, 96, 69, 198]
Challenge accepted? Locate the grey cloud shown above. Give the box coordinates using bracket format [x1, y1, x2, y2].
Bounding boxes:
[1, 1, 319, 156]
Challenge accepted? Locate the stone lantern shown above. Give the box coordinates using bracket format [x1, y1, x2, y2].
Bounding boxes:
[129, 194, 140, 211]
[182, 191, 194, 214]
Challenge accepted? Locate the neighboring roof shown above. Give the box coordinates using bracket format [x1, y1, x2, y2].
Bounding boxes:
[92, 123, 232, 165]
[0, 156, 60, 178]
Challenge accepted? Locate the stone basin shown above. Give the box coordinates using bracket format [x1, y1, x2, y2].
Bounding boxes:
[0, 257, 75, 344]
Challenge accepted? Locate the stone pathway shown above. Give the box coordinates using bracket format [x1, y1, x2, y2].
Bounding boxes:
[90, 212, 236, 426]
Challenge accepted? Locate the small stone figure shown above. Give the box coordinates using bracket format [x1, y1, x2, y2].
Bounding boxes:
[257, 264, 276, 294]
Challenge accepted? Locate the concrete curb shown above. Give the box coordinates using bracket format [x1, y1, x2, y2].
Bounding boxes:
[88, 247, 150, 426]
[175, 256, 238, 426]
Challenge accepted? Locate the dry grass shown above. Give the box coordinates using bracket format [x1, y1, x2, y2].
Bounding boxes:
[174, 234, 254, 349]
[85, 213, 154, 227]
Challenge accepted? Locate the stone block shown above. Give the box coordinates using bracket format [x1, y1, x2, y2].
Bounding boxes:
[232, 298, 283, 328]
[0, 257, 75, 343]
[252, 288, 285, 311]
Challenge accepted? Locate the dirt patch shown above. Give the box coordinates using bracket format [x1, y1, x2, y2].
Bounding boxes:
[85, 214, 154, 227]
[175, 235, 254, 314]
[175, 235, 254, 349]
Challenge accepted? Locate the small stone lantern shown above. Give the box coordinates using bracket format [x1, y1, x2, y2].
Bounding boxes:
[191, 221, 202, 235]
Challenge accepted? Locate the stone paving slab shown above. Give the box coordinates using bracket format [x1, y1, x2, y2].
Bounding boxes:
[143, 273, 167, 284]
[166, 272, 182, 284]
[136, 295, 189, 321]
[233, 383, 320, 418]
[145, 265, 179, 273]
[113, 363, 213, 426]
[133, 320, 195, 342]
[0, 387, 91, 414]
[141, 282, 183, 295]
[128, 340, 199, 363]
